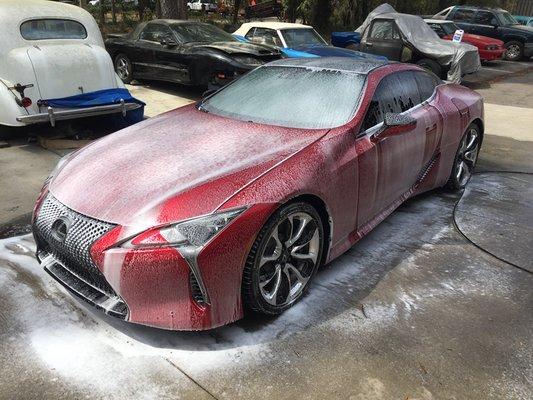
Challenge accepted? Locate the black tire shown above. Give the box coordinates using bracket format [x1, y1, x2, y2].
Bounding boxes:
[445, 123, 481, 191]
[504, 40, 523, 61]
[416, 58, 442, 79]
[114, 53, 133, 84]
[242, 202, 325, 315]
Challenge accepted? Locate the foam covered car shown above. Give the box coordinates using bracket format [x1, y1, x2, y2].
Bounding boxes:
[0, 0, 144, 132]
[33, 57, 484, 330]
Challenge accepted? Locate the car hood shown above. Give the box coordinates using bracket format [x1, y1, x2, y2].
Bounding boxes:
[194, 41, 280, 56]
[49, 104, 327, 229]
[291, 44, 386, 60]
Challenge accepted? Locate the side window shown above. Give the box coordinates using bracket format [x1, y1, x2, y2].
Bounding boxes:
[473, 11, 498, 26]
[252, 28, 281, 46]
[413, 71, 440, 102]
[362, 71, 422, 131]
[244, 27, 255, 40]
[139, 24, 171, 42]
[453, 9, 475, 22]
[369, 20, 400, 40]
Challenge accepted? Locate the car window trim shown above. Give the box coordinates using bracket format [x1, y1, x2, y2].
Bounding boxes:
[357, 74, 441, 138]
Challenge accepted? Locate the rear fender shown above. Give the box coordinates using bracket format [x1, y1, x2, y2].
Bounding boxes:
[0, 78, 28, 127]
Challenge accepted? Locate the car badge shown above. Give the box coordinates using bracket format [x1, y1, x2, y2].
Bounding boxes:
[51, 217, 70, 242]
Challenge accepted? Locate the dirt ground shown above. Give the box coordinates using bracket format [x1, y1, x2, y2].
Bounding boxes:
[0, 63, 532, 400]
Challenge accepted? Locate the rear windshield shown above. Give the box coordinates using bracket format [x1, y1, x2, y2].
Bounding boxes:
[202, 66, 366, 129]
[20, 19, 87, 40]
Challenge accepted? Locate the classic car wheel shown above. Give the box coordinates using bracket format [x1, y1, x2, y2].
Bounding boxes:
[243, 202, 324, 315]
[446, 123, 481, 191]
[416, 58, 442, 79]
[504, 41, 523, 61]
[114, 54, 133, 83]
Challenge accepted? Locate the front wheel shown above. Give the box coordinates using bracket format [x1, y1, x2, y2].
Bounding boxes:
[445, 123, 481, 191]
[242, 202, 325, 315]
[114, 53, 133, 84]
[504, 41, 523, 61]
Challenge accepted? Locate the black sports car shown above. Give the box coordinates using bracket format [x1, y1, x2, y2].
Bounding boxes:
[105, 20, 282, 87]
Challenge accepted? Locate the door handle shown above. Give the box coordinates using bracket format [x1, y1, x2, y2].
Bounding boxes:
[366, 42, 373, 47]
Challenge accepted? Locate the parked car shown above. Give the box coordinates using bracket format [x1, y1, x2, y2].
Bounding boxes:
[0, 0, 143, 132]
[353, 4, 480, 82]
[234, 22, 386, 60]
[187, 0, 217, 12]
[33, 57, 484, 330]
[425, 19, 505, 62]
[106, 20, 281, 88]
[432, 6, 533, 61]
[331, 31, 362, 49]
[244, 0, 282, 20]
[513, 15, 533, 27]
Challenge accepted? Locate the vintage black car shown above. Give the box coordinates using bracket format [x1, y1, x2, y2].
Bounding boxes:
[105, 20, 282, 87]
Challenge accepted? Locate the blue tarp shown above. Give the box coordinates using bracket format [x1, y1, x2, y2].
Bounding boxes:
[44, 88, 145, 126]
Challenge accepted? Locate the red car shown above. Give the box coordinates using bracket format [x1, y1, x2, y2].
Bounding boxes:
[426, 19, 505, 62]
[32, 58, 484, 330]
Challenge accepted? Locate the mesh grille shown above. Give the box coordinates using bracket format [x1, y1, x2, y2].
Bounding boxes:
[33, 194, 117, 296]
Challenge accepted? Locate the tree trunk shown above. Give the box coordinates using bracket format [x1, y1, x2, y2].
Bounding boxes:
[158, 0, 188, 19]
[99, 0, 105, 26]
[233, 0, 241, 25]
[111, 0, 117, 23]
[79, 0, 87, 8]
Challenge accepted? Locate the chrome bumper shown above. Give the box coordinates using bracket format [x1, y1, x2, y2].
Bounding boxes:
[17, 100, 141, 127]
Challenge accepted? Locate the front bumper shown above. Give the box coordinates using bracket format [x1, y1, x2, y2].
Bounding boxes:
[33, 192, 276, 330]
[478, 48, 505, 61]
[17, 100, 141, 127]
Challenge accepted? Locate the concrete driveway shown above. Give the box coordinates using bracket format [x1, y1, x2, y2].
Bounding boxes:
[0, 64, 532, 400]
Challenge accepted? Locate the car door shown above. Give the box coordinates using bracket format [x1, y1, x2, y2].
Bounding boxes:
[449, 8, 476, 33]
[356, 71, 442, 227]
[133, 23, 166, 79]
[471, 10, 501, 39]
[360, 19, 403, 61]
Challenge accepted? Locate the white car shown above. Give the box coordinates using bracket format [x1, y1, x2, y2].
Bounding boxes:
[187, 0, 218, 12]
[0, 0, 142, 130]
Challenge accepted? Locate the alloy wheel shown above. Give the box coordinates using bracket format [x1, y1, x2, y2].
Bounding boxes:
[116, 57, 130, 80]
[454, 127, 479, 187]
[258, 211, 320, 307]
[505, 44, 521, 60]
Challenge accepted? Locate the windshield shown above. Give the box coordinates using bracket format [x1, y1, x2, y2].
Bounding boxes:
[202, 66, 366, 129]
[170, 23, 236, 43]
[281, 28, 327, 47]
[20, 19, 87, 40]
[441, 22, 460, 35]
[497, 11, 519, 26]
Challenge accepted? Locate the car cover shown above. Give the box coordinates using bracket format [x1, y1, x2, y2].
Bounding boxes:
[357, 4, 480, 83]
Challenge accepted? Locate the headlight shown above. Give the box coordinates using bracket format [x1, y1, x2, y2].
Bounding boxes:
[486, 45, 499, 50]
[121, 207, 247, 249]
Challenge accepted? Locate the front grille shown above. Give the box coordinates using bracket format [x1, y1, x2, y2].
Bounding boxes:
[33, 193, 117, 297]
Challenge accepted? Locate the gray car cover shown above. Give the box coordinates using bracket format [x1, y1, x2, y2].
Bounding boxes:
[357, 4, 480, 83]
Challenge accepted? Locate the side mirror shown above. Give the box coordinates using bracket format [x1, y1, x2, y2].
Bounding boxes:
[160, 35, 177, 47]
[374, 113, 417, 139]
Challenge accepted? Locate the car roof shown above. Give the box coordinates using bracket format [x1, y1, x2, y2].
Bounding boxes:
[266, 57, 388, 74]
[452, 6, 506, 12]
[238, 21, 312, 30]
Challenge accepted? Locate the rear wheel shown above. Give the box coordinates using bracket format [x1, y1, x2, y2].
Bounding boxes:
[114, 53, 133, 83]
[242, 202, 325, 315]
[504, 41, 523, 61]
[445, 123, 481, 191]
[416, 58, 442, 79]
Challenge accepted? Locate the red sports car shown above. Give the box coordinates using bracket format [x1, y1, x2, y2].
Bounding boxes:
[426, 19, 505, 62]
[32, 58, 484, 330]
